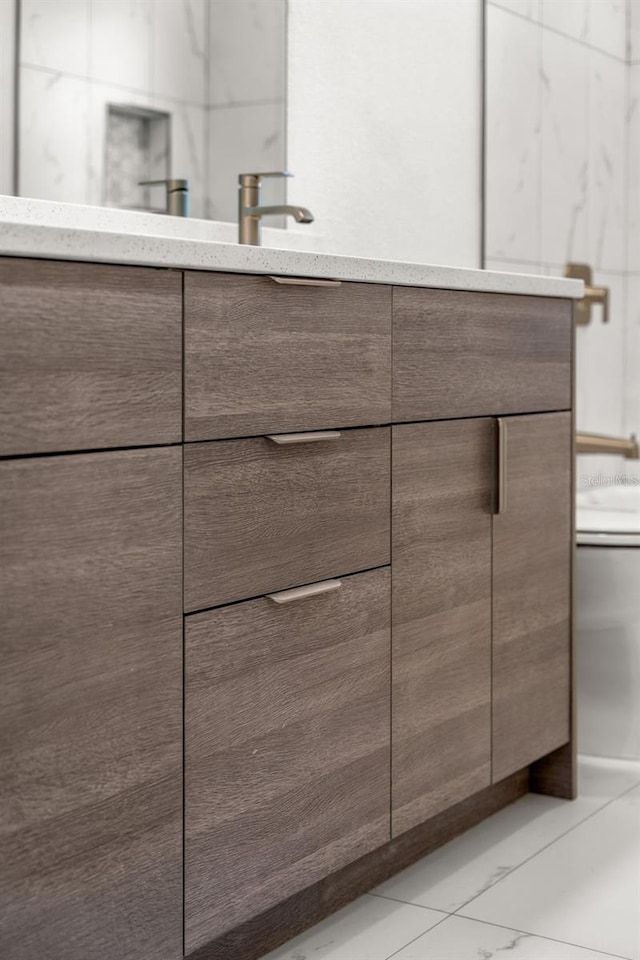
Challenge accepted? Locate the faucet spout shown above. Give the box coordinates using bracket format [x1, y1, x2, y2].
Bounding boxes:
[238, 171, 314, 244]
[243, 204, 314, 225]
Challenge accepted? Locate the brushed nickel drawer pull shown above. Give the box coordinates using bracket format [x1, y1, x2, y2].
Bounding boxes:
[268, 276, 342, 287]
[495, 417, 508, 515]
[266, 431, 342, 445]
[267, 579, 342, 604]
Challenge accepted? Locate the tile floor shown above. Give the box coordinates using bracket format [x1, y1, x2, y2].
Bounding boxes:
[261, 756, 640, 960]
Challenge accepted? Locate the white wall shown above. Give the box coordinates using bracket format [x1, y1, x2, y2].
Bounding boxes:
[286, 0, 482, 266]
[485, 0, 638, 481]
[0, 0, 15, 195]
[207, 0, 286, 222]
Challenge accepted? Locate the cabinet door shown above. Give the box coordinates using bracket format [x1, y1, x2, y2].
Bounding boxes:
[493, 412, 572, 781]
[185, 568, 390, 951]
[0, 449, 182, 960]
[392, 420, 492, 836]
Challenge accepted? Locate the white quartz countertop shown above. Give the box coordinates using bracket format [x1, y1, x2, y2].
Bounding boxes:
[0, 197, 584, 299]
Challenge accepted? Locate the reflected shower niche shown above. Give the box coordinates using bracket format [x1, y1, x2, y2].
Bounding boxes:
[104, 105, 170, 214]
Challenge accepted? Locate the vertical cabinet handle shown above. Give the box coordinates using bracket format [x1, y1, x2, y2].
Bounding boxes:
[266, 580, 342, 604]
[495, 418, 508, 515]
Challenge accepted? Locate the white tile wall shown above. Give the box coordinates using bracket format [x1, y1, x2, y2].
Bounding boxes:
[20, 0, 89, 75]
[541, 0, 589, 42]
[630, 0, 640, 61]
[540, 28, 590, 266]
[486, 0, 637, 454]
[589, 0, 627, 59]
[90, 0, 153, 91]
[0, 0, 16, 194]
[486, 5, 541, 268]
[208, 0, 286, 107]
[208, 100, 286, 222]
[19, 66, 90, 203]
[588, 50, 626, 271]
[152, 0, 208, 104]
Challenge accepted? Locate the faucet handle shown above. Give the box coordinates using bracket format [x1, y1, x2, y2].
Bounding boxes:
[238, 171, 293, 185]
[139, 178, 189, 217]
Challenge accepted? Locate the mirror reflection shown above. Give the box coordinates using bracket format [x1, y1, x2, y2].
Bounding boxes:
[17, 0, 287, 221]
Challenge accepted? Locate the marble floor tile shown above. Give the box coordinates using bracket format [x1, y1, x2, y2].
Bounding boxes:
[259, 894, 445, 960]
[392, 914, 621, 960]
[372, 757, 640, 913]
[463, 786, 640, 959]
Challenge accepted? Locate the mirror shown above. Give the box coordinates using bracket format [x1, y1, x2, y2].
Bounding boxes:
[16, 0, 287, 221]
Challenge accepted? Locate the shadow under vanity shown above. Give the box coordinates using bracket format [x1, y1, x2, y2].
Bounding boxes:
[0, 257, 575, 960]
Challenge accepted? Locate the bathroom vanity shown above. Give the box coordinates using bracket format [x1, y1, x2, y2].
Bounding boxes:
[0, 210, 582, 960]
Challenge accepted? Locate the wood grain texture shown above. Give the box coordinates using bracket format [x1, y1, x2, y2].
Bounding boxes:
[530, 317, 577, 800]
[184, 426, 390, 611]
[0, 257, 182, 455]
[392, 420, 493, 835]
[184, 271, 391, 441]
[492, 412, 572, 782]
[186, 769, 529, 960]
[392, 287, 573, 422]
[0, 448, 183, 960]
[185, 568, 391, 951]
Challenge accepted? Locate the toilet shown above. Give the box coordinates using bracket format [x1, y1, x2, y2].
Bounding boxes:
[576, 483, 640, 760]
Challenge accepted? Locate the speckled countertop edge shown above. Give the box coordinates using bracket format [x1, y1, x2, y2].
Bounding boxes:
[0, 219, 584, 299]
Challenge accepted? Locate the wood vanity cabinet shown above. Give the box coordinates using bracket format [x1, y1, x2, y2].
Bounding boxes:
[0, 258, 182, 456]
[392, 410, 573, 834]
[391, 419, 493, 836]
[183, 427, 390, 611]
[0, 253, 575, 960]
[392, 287, 572, 422]
[184, 568, 391, 951]
[184, 272, 392, 441]
[492, 412, 572, 781]
[0, 447, 183, 960]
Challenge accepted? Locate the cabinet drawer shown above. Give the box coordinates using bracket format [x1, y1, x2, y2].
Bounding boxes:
[184, 427, 390, 611]
[184, 271, 391, 440]
[185, 567, 391, 950]
[0, 258, 182, 455]
[393, 287, 572, 421]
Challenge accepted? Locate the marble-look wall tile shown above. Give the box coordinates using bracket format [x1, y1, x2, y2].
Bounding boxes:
[20, 0, 89, 75]
[628, 65, 639, 273]
[0, 0, 16, 194]
[152, 96, 207, 219]
[153, 0, 207, 104]
[573, 270, 625, 435]
[541, 0, 589, 43]
[589, 0, 627, 60]
[489, 0, 541, 20]
[486, 4, 541, 265]
[540, 28, 589, 267]
[630, 0, 640, 62]
[208, 101, 286, 222]
[90, 0, 153, 92]
[209, 0, 286, 107]
[623, 274, 640, 437]
[19, 66, 90, 203]
[588, 50, 625, 271]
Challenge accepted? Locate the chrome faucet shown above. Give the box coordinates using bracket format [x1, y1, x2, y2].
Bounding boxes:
[238, 171, 313, 245]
